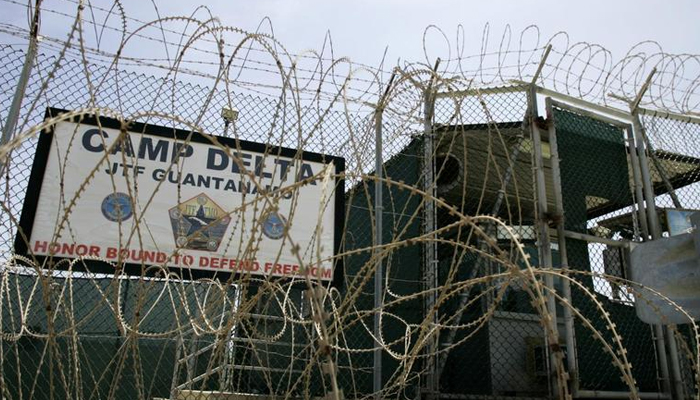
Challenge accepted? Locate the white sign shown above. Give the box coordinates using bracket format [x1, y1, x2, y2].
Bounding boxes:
[18, 110, 343, 281]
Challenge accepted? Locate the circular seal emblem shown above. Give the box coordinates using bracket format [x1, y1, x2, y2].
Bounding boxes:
[169, 208, 181, 219]
[262, 211, 286, 240]
[176, 235, 189, 247]
[101, 192, 133, 222]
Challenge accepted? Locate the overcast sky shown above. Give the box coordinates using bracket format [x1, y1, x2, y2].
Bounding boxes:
[0, 0, 698, 113]
[2, 0, 699, 68]
[144, 0, 700, 66]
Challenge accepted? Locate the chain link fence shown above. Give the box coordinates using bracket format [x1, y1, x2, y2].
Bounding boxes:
[0, 37, 699, 400]
[550, 103, 662, 394]
[0, 44, 368, 399]
[430, 87, 552, 398]
[638, 109, 700, 397]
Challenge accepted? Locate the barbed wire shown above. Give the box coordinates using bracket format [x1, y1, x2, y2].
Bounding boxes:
[0, 1, 698, 399]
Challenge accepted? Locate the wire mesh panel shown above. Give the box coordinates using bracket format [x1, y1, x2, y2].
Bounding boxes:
[551, 104, 663, 394]
[0, 45, 354, 400]
[0, 29, 699, 400]
[0, 272, 241, 399]
[638, 110, 700, 397]
[341, 132, 425, 398]
[427, 88, 556, 398]
[639, 111, 700, 212]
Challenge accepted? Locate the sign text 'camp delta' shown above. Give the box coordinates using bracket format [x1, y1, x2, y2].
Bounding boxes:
[83, 128, 318, 198]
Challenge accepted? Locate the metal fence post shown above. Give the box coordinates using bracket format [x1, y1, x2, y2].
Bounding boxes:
[626, 125, 651, 241]
[527, 56, 564, 400]
[170, 334, 184, 399]
[373, 72, 396, 399]
[529, 85, 563, 399]
[632, 115, 663, 238]
[631, 110, 685, 400]
[624, 122, 672, 396]
[373, 93, 385, 400]
[422, 60, 440, 399]
[544, 97, 676, 398]
[623, 70, 685, 398]
[0, 4, 40, 167]
[544, 97, 580, 396]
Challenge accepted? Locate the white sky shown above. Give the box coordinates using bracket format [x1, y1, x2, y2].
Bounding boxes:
[2, 0, 699, 67]
[147, 0, 699, 66]
[0, 0, 698, 111]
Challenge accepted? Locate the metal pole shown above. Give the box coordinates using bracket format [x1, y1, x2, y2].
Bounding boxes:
[423, 59, 440, 399]
[630, 68, 657, 114]
[422, 88, 437, 398]
[663, 326, 685, 400]
[632, 115, 662, 238]
[637, 106, 700, 126]
[527, 48, 561, 397]
[628, 71, 682, 398]
[373, 99, 385, 400]
[637, 122, 682, 209]
[627, 121, 672, 395]
[530, 45, 552, 86]
[619, 94, 683, 208]
[626, 126, 651, 241]
[561, 230, 630, 248]
[529, 88, 561, 399]
[631, 112, 684, 399]
[653, 324, 673, 396]
[0, 5, 40, 155]
[518, 81, 634, 122]
[545, 97, 579, 395]
[170, 333, 184, 399]
[373, 72, 395, 399]
[628, 70, 662, 239]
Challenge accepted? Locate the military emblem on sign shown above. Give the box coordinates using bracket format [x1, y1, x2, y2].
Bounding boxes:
[168, 194, 230, 251]
[101, 192, 133, 222]
[262, 210, 287, 240]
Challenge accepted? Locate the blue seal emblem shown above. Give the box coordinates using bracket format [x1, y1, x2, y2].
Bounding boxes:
[262, 211, 286, 240]
[101, 192, 133, 222]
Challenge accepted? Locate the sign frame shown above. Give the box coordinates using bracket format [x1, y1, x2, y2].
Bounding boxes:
[15, 108, 345, 286]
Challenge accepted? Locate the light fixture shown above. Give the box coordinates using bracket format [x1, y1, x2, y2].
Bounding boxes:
[221, 107, 239, 124]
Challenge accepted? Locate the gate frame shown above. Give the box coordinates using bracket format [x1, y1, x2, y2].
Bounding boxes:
[543, 96, 673, 400]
